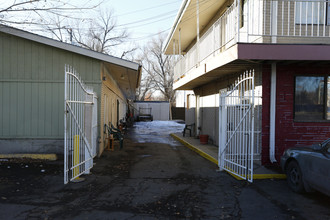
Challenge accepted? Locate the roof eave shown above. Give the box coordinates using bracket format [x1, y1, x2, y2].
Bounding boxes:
[162, 0, 190, 53]
[0, 24, 140, 71]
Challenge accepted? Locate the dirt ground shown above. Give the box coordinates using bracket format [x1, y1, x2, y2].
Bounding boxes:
[0, 121, 329, 220]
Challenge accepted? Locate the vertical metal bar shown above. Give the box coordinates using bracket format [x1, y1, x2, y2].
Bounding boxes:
[235, 78, 238, 174]
[288, 1, 290, 36]
[258, 0, 261, 35]
[311, 2, 314, 36]
[81, 74, 83, 174]
[229, 89, 232, 172]
[324, 1, 327, 37]
[250, 70, 255, 182]
[72, 66, 75, 179]
[317, 2, 320, 36]
[240, 75, 243, 176]
[299, 2, 302, 36]
[263, 0, 266, 35]
[196, 0, 200, 63]
[218, 90, 221, 169]
[64, 65, 67, 184]
[250, 0, 253, 36]
[239, 76, 243, 177]
[294, 1, 296, 36]
[305, 1, 308, 36]
[179, 28, 181, 56]
[237, 0, 241, 42]
[242, 84, 244, 178]
[247, 0, 250, 41]
[271, 0, 278, 43]
[270, 0, 272, 36]
[241, 72, 247, 179]
[282, 0, 284, 36]
[78, 72, 81, 175]
[229, 89, 232, 171]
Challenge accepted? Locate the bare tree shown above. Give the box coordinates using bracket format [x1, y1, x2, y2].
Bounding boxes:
[139, 33, 177, 105]
[69, 10, 128, 54]
[0, 1, 99, 26]
[135, 74, 155, 101]
[1, 2, 131, 56]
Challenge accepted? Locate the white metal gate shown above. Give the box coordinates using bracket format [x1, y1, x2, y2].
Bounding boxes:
[64, 65, 97, 184]
[218, 70, 255, 182]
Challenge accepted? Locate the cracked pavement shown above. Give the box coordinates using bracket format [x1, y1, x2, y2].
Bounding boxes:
[0, 121, 329, 219]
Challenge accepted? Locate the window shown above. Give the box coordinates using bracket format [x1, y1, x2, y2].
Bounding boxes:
[295, 0, 326, 25]
[294, 76, 330, 121]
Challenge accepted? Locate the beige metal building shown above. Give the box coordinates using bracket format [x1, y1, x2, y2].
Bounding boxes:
[0, 25, 141, 156]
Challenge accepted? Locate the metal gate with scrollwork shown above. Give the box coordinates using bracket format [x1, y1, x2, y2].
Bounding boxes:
[218, 70, 255, 182]
[64, 65, 97, 184]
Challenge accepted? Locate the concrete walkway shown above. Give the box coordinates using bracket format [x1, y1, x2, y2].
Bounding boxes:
[171, 133, 286, 180]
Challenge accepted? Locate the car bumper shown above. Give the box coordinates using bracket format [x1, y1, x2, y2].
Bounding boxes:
[280, 155, 289, 172]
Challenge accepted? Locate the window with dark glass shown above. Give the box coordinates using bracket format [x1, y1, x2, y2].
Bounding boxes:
[295, 76, 330, 121]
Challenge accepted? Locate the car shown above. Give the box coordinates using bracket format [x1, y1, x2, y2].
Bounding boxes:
[280, 138, 330, 196]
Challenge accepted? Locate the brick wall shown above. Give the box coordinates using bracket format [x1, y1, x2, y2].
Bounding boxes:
[262, 63, 330, 165]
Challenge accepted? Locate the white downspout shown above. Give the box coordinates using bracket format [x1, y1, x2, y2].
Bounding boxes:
[269, 63, 277, 163]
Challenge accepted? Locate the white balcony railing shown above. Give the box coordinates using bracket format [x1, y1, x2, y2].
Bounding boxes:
[174, 0, 330, 81]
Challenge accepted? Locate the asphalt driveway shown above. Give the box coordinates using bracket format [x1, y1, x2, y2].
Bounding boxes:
[0, 121, 329, 219]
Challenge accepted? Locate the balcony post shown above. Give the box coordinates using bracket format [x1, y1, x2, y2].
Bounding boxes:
[179, 28, 181, 56]
[271, 0, 278, 43]
[236, 0, 241, 43]
[196, 0, 200, 63]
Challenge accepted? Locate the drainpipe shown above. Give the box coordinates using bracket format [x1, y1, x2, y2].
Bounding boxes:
[269, 63, 277, 163]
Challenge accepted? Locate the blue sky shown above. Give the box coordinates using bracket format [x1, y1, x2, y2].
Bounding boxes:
[103, 0, 182, 55]
[1, 0, 182, 57]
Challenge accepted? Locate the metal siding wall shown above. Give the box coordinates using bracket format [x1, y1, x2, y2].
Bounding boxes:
[0, 33, 101, 139]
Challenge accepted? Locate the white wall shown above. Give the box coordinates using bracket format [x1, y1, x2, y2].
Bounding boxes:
[134, 101, 170, 121]
[175, 90, 194, 107]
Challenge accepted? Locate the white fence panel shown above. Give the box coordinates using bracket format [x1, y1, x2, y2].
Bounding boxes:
[219, 70, 256, 182]
[64, 65, 97, 184]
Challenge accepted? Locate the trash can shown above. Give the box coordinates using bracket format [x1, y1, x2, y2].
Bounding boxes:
[199, 135, 209, 145]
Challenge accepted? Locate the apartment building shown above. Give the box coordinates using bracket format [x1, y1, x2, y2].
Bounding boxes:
[163, 0, 330, 180]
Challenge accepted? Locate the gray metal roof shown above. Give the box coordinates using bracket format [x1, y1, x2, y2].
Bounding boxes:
[0, 24, 140, 71]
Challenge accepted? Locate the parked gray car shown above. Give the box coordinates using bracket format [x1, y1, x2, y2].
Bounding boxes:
[281, 138, 330, 196]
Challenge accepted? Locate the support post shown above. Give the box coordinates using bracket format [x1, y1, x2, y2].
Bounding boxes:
[237, 0, 241, 42]
[195, 95, 200, 136]
[196, 0, 200, 62]
[269, 63, 277, 163]
[218, 93, 226, 170]
[271, 0, 278, 43]
[179, 28, 182, 56]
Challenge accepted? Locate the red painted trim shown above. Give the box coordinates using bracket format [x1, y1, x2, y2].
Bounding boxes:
[238, 43, 330, 61]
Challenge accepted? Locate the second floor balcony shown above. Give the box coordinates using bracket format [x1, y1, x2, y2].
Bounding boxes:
[172, 0, 330, 84]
